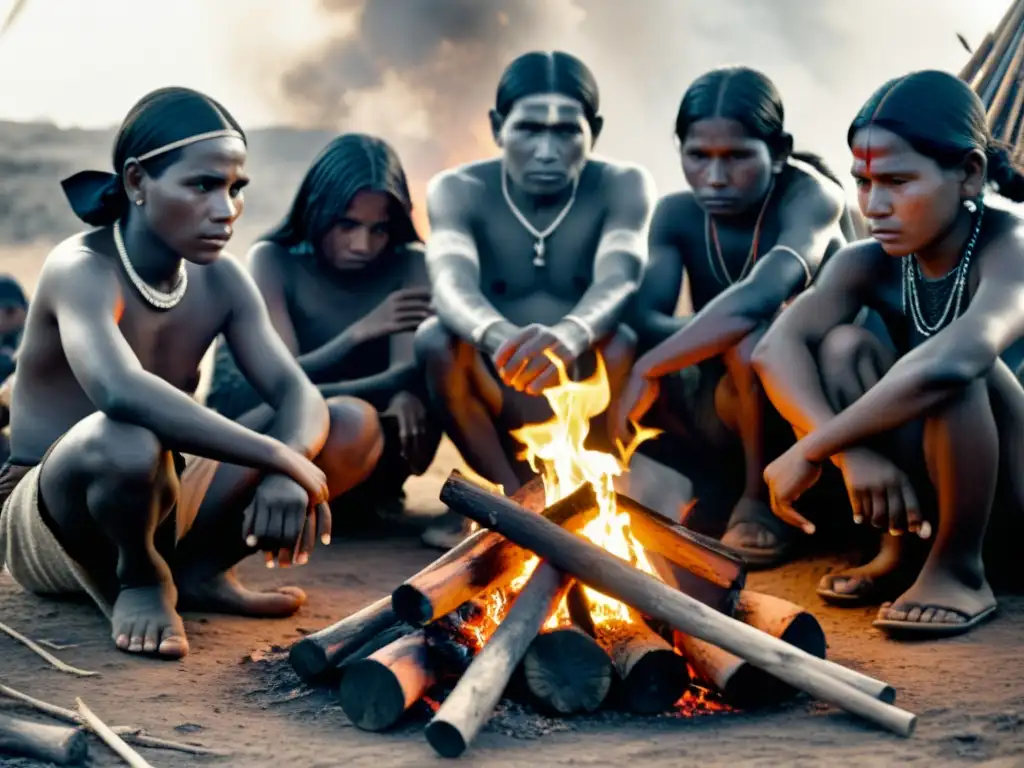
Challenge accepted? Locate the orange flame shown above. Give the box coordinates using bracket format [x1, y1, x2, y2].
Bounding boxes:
[510, 352, 660, 628]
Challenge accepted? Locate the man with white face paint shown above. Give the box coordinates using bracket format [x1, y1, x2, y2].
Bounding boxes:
[415, 50, 656, 503]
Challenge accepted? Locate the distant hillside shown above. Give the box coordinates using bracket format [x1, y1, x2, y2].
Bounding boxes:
[0, 120, 341, 250]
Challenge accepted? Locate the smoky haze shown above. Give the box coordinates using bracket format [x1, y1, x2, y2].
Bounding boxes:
[277, 0, 1005, 216]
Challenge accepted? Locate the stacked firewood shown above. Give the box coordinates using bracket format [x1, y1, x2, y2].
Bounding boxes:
[289, 474, 916, 758]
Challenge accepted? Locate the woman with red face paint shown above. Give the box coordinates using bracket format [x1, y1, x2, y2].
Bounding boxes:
[0, 88, 383, 659]
[614, 67, 855, 569]
[753, 70, 1024, 638]
[207, 134, 441, 534]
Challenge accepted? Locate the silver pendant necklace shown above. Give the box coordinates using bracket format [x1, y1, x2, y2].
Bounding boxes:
[901, 200, 984, 337]
[501, 168, 579, 268]
[113, 220, 188, 310]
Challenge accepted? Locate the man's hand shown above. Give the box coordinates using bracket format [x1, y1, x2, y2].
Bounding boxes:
[353, 288, 433, 343]
[269, 443, 329, 506]
[763, 444, 822, 535]
[241, 474, 332, 568]
[611, 369, 660, 449]
[493, 324, 582, 395]
[386, 391, 432, 475]
[836, 448, 927, 537]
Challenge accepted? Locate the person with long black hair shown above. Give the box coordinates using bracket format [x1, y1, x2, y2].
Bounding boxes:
[207, 134, 440, 516]
[614, 67, 854, 568]
[0, 88, 383, 659]
[755, 70, 1024, 637]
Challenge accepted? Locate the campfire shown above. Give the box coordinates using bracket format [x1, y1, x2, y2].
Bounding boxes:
[289, 355, 917, 758]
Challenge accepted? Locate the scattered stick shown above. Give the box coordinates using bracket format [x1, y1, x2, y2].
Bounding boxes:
[0, 711, 88, 765]
[0, 683, 228, 757]
[441, 471, 916, 736]
[0, 620, 98, 677]
[75, 698, 152, 768]
[425, 562, 571, 758]
[38, 640, 80, 652]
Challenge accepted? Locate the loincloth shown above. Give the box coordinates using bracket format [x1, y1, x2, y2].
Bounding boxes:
[0, 460, 112, 618]
[0, 444, 221, 617]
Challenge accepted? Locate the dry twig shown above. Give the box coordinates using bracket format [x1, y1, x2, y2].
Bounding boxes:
[0, 620, 97, 677]
[0, 683, 229, 757]
[76, 698, 153, 768]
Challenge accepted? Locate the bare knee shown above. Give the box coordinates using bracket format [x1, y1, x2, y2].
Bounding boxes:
[79, 415, 164, 484]
[414, 317, 456, 368]
[320, 396, 384, 486]
[817, 325, 892, 410]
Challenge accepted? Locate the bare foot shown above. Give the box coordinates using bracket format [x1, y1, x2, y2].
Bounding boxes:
[178, 569, 306, 618]
[112, 584, 189, 659]
[875, 562, 996, 633]
[720, 498, 797, 567]
[818, 534, 910, 605]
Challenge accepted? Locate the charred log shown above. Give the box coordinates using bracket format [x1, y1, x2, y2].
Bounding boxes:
[425, 562, 571, 758]
[440, 471, 915, 737]
[677, 590, 836, 709]
[337, 630, 440, 732]
[593, 618, 690, 714]
[288, 596, 401, 683]
[522, 622, 613, 715]
[391, 480, 596, 626]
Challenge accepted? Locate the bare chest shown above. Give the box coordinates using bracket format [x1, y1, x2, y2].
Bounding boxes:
[288, 262, 405, 352]
[473, 193, 606, 302]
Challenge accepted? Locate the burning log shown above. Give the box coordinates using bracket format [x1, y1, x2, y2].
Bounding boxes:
[440, 471, 916, 737]
[522, 621, 613, 715]
[677, 590, 850, 709]
[288, 596, 401, 683]
[0, 712, 88, 765]
[291, 479, 554, 681]
[592, 617, 690, 714]
[424, 562, 571, 758]
[337, 630, 438, 732]
[391, 481, 596, 627]
[617, 494, 745, 614]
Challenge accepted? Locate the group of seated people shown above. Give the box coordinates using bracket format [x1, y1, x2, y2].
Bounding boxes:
[0, 49, 1022, 660]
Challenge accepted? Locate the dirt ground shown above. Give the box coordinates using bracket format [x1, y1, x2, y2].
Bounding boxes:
[1, 440, 1022, 768]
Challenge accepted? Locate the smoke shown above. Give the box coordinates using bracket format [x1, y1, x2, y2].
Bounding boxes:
[279, 0, 1007, 227]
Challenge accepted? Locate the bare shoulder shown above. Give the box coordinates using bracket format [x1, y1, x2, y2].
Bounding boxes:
[36, 232, 119, 299]
[591, 157, 656, 195]
[245, 239, 291, 276]
[207, 251, 258, 298]
[653, 190, 697, 219]
[781, 160, 845, 219]
[816, 237, 887, 285]
[978, 208, 1024, 277]
[426, 161, 493, 207]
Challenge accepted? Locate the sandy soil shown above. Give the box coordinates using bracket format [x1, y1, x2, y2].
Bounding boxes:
[1, 440, 1022, 768]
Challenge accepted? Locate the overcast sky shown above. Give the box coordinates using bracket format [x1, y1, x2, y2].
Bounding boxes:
[0, 0, 1014, 198]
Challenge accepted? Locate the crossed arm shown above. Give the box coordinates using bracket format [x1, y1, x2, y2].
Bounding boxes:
[53, 249, 329, 466]
[636, 176, 844, 378]
[789, 227, 1024, 464]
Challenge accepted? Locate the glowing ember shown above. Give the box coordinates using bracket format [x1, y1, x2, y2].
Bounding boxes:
[510, 352, 660, 628]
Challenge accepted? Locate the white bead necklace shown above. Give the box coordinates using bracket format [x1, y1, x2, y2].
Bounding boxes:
[113, 220, 188, 310]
